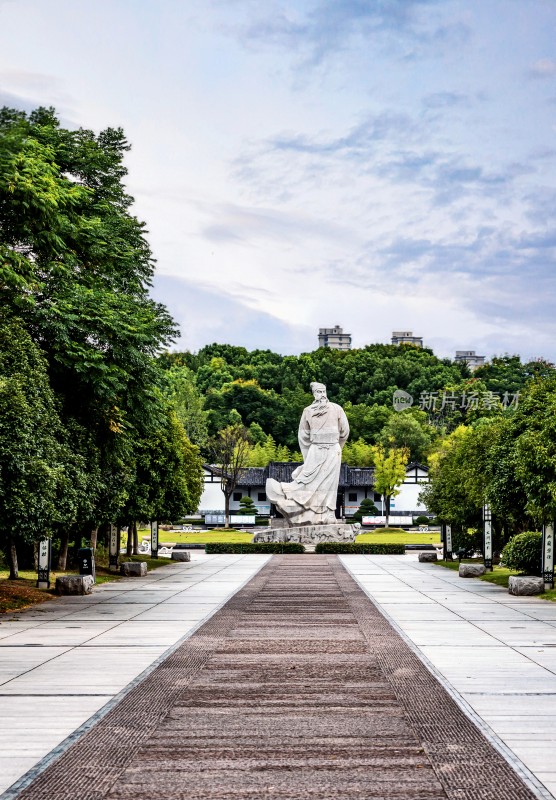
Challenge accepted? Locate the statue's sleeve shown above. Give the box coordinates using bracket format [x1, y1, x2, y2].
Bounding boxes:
[298, 409, 311, 459]
[338, 406, 349, 449]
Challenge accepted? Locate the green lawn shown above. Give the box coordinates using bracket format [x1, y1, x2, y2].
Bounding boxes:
[356, 528, 441, 545]
[158, 529, 254, 544]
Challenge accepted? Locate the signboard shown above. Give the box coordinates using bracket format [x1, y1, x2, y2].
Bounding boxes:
[483, 504, 492, 570]
[543, 522, 554, 590]
[445, 524, 452, 558]
[37, 538, 51, 589]
[362, 516, 413, 527]
[109, 524, 119, 572]
[205, 514, 257, 526]
[150, 520, 159, 559]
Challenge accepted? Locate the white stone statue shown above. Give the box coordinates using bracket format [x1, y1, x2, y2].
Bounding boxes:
[266, 382, 349, 525]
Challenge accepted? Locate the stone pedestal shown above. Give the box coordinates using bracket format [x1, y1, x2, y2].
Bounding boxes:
[172, 550, 191, 562]
[508, 576, 544, 596]
[56, 575, 94, 595]
[254, 523, 359, 545]
[459, 563, 486, 577]
[418, 552, 438, 563]
[120, 561, 147, 577]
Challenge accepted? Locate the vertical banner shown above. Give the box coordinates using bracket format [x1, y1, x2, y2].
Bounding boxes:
[445, 524, 452, 559]
[37, 538, 51, 589]
[543, 522, 554, 591]
[483, 504, 493, 571]
[151, 520, 159, 559]
[109, 524, 119, 572]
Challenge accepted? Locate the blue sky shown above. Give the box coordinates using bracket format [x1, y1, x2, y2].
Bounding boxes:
[1, 0, 556, 360]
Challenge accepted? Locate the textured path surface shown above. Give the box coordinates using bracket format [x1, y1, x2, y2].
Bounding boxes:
[9, 556, 538, 800]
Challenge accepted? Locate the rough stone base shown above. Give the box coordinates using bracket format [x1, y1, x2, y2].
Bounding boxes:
[418, 552, 438, 563]
[56, 575, 95, 595]
[120, 561, 147, 577]
[171, 551, 191, 562]
[254, 523, 359, 545]
[508, 575, 544, 596]
[459, 563, 486, 577]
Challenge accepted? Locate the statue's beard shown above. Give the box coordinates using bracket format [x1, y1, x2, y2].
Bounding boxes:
[310, 397, 329, 416]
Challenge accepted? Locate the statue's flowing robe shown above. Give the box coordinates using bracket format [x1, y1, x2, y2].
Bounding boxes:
[266, 401, 349, 525]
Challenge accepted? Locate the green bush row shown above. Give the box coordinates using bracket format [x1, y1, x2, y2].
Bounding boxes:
[314, 542, 406, 554]
[205, 542, 305, 554]
[500, 531, 542, 575]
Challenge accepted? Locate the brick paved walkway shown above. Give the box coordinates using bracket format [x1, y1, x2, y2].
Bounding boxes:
[8, 556, 539, 800]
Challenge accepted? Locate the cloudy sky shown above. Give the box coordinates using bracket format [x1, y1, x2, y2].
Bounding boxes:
[1, 0, 556, 361]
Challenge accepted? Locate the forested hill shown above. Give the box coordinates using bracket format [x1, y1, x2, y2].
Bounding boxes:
[158, 344, 555, 461]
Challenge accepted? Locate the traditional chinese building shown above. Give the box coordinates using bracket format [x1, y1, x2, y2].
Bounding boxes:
[199, 461, 430, 519]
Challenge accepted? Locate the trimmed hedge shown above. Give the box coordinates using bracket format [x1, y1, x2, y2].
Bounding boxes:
[205, 542, 305, 554]
[315, 543, 406, 555]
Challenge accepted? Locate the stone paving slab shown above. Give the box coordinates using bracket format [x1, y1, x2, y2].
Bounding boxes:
[342, 554, 556, 800]
[3, 555, 540, 800]
[0, 553, 270, 795]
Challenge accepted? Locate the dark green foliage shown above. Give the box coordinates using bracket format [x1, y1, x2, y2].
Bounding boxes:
[238, 496, 258, 514]
[414, 515, 431, 525]
[205, 542, 305, 554]
[500, 531, 543, 575]
[314, 543, 405, 554]
[351, 498, 380, 522]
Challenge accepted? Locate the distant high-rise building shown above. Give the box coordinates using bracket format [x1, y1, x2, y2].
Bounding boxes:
[455, 350, 486, 371]
[391, 331, 423, 348]
[318, 325, 352, 350]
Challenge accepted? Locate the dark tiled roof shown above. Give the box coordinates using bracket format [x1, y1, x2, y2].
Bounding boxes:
[237, 468, 267, 486]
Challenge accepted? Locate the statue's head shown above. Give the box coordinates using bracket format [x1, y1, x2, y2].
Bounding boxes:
[310, 381, 327, 402]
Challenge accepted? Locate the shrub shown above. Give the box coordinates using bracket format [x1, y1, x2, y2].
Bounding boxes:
[238, 496, 257, 514]
[414, 515, 430, 525]
[351, 498, 380, 522]
[500, 531, 542, 575]
[314, 542, 405, 555]
[205, 542, 305, 554]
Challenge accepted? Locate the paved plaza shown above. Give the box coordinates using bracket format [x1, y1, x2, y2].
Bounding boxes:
[0, 553, 555, 799]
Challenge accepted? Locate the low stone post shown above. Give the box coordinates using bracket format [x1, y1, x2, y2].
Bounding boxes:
[542, 522, 554, 591]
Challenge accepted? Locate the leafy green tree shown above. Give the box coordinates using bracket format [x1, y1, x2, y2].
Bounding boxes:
[0, 106, 178, 542]
[0, 318, 80, 577]
[210, 424, 251, 527]
[343, 438, 375, 467]
[164, 365, 209, 451]
[371, 444, 409, 527]
[379, 411, 433, 463]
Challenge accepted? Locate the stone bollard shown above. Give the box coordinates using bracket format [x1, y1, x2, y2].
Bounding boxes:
[120, 561, 147, 577]
[171, 550, 191, 562]
[418, 552, 438, 563]
[459, 563, 486, 578]
[56, 575, 95, 595]
[508, 576, 544, 596]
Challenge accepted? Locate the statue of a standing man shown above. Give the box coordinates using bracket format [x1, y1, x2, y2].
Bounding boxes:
[266, 382, 349, 526]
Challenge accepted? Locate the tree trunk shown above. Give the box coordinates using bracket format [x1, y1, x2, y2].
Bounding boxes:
[8, 539, 18, 580]
[384, 495, 390, 529]
[132, 521, 139, 556]
[57, 529, 69, 571]
[89, 526, 98, 550]
[126, 521, 133, 557]
[224, 492, 231, 528]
